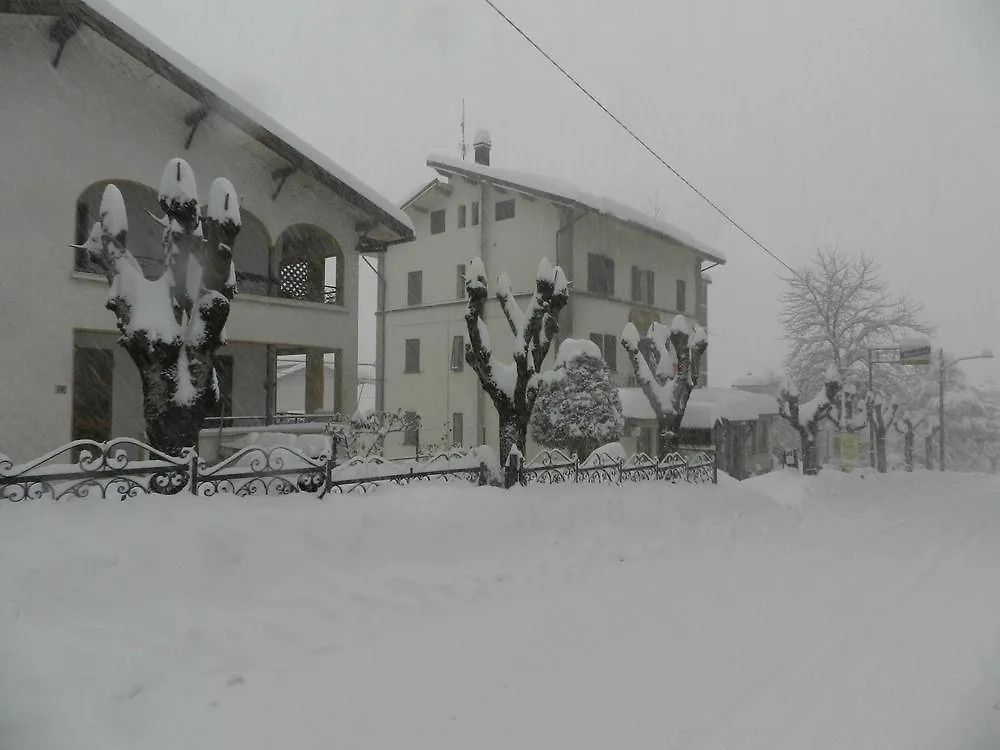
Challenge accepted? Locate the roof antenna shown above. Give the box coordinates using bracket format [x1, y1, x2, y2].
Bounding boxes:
[459, 98, 467, 160]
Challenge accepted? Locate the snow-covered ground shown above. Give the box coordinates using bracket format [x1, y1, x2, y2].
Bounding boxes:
[2, 470, 1000, 749]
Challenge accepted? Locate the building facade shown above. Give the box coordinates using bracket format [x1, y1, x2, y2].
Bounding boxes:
[0, 0, 413, 461]
[378, 133, 725, 457]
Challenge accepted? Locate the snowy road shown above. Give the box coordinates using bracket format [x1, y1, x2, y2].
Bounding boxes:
[2, 471, 1000, 749]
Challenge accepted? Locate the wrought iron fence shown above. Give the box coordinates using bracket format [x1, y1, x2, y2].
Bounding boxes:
[1, 440, 717, 502]
[516, 447, 717, 487]
[0, 439, 487, 502]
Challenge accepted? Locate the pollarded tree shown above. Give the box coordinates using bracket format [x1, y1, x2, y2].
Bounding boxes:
[76, 158, 241, 455]
[894, 409, 928, 472]
[778, 366, 841, 476]
[781, 247, 930, 395]
[868, 396, 900, 473]
[464, 256, 569, 467]
[620, 316, 706, 459]
[530, 338, 624, 459]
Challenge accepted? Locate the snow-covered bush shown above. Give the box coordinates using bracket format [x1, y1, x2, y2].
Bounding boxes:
[76, 158, 241, 455]
[530, 339, 624, 459]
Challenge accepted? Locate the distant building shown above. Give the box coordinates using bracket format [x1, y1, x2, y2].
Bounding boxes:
[377, 132, 725, 456]
[0, 0, 413, 460]
[620, 386, 779, 479]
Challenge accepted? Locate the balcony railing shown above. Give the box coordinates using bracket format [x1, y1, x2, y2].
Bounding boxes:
[74, 258, 338, 305]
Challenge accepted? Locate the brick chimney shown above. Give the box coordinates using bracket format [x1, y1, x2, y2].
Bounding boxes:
[473, 129, 492, 166]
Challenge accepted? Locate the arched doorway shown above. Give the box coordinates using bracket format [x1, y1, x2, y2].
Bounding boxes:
[273, 224, 343, 305]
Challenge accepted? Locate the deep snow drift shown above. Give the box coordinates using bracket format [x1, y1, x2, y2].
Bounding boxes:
[2, 470, 1000, 749]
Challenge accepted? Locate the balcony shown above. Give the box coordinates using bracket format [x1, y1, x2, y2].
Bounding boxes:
[73, 255, 338, 305]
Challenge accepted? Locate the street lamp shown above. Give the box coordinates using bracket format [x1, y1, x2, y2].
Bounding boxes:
[938, 348, 994, 471]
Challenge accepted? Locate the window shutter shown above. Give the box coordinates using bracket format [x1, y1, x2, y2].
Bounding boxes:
[407, 270, 422, 305]
[451, 335, 465, 371]
[604, 334, 618, 372]
[405, 339, 420, 373]
[605, 256, 615, 295]
[631, 266, 641, 302]
[646, 270, 655, 305]
[456, 264, 466, 298]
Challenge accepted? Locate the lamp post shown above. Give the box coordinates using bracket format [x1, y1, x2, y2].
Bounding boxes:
[938, 348, 994, 471]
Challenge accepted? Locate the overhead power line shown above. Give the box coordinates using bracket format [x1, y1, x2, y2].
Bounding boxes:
[479, 0, 797, 276]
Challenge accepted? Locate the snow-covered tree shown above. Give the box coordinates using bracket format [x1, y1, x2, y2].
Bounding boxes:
[868, 396, 899, 473]
[894, 409, 929, 472]
[778, 367, 841, 475]
[620, 316, 706, 459]
[76, 158, 240, 455]
[781, 248, 930, 395]
[530, 338, 624, 459]
[464, 256, 569, 467]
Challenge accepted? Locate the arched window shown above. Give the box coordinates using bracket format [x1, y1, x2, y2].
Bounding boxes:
[229, 209, 271, 296]
[74, 180, 163, 278]
[273, 224, 344, 305]
[75, 182, 273, 289]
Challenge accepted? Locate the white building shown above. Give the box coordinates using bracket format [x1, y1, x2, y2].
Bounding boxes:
[377, 133, 725, 457]
[0, 0, 413, 461]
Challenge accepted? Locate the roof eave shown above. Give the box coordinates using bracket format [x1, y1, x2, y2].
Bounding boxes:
[2, 0, 415, 244]
[427, 157, 726, 266]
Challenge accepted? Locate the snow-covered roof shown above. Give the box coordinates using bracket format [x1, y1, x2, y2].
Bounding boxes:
[618, 387, 779, 428]
[422, 154, 726, 266]
[731, 371, 777, 388]
[2, 0, 414, 245]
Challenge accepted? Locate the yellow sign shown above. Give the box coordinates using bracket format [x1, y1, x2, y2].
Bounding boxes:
[839, 432, 859, 464]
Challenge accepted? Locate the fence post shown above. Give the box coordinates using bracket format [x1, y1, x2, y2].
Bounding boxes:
[478, 461, 488, 487]
[504, 450, 521, 490]
[323, 441, 337, 497]
[573, 454, 580, 483]
[712, 451, 718, 485]
[188, 450, 199, 495]
[617, 458, 624, 484]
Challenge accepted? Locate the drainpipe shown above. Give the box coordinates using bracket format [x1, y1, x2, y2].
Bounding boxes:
[375, 252, 387, 413]
[476, 182, 492, 445]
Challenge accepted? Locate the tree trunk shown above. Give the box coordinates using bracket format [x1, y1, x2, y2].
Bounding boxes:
[801, 429, 820, 476]
[657, 414, 682, 460]
[904, 432, 914, 472]
[875, 433, 888, 473]
[924, 436, 934, 470]
[498, 409, 529, 474]
[134, 346, 217, 456]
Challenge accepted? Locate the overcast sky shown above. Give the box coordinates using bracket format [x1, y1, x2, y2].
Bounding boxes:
[109, 0, 1000, 387]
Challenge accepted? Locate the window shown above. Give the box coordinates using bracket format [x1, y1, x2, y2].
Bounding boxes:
[451, 335, 465, 371]
[452, 412, 464, 447]
[430, 209, 446, 235]
[495, 198, 516, 221]
[456, 264, 466, 298]
[403, 410, 419, 446]
[215, 355, 234, 425]
[407, 270, 423, 306]
[458, 204, 467, 228]
[587, 253, 615, 295]
[590, 333, 618, 372]
[471, 201, 480, 226]
[676, 279, 687, 312]
[631, 267, 655, 305]
[404, 338, 421, 373]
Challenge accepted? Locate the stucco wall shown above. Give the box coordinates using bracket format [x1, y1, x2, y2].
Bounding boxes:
[0, 16, 363, 459]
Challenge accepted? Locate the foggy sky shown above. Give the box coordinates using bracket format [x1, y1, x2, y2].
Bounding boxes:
[109, 0, 1000, 386]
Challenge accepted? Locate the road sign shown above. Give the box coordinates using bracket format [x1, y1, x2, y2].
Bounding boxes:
[899, 344, 931, 366]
